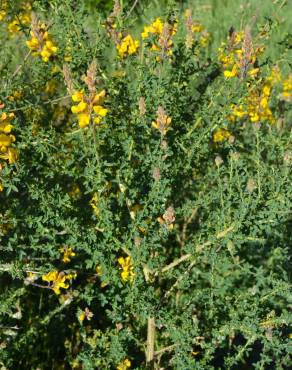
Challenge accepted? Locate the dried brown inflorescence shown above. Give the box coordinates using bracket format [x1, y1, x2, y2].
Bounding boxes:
[239, 26, 253, 78]
[185, 9, 194, 48]
[106, 0, 122, 45]
[138, 97, 146, 116]
[158, 23, 172, 59]
[82, 59, 99, 95]
[63, 63, 74, 95]
[163, 206, 175, 226]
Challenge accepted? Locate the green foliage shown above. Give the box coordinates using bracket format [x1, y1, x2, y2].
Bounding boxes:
[0, 0, 291, 369]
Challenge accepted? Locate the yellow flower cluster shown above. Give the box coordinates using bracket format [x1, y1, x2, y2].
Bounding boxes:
[152, 106, 172, 136]
[141, 17, 164, 39]
[157, 206, 175, 230]
[42, 270, 76, 295]
[0, 110, 18, 165]
[0, 0, 31, 28]
[79, 307, 93, 322]
[185, 10, 210, 49]
[26, 25, 58, 62]
[213, 128, 231, 143]
[8, 90, 24, 102]
[117, 34, 139, 58]
[117, 358, 131, 370]
[218, 30, 263, 79]
[141, 17, 177, 58]
[0, 1, 7, 21]
[89, 193, 100, 216]
[117, 256, 135, 282]
[280, 75, 292, 102]
[59, 246, 76, 263]
[68, 183, 81, 200]
[229, 68, 282, 124]
[71, 89, 108, 128]
[7, 2, 31, 35]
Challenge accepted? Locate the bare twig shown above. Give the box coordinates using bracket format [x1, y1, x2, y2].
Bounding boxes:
[126, 0, 139, 20]
[146, 317, 155, 363]
[160, 254, 192, 274]
[154, 344, 178, 356]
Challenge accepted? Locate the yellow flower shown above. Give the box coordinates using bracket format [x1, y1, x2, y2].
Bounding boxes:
[79, 312, 86, 322]
[262, 83, 272, 97]
[42, 271, 57, 281]
[77, 113, 91, 128]
[248, 68, 260, 77]
[26, 36, 39, 50]
[8, 20, 20, 34]
[72, 90, 84, 103]
[282, 76, 292, 92]
[96, 265, 103, 276]
[26, 25, 58, 62]
[0, 111, 17, 164]
[224, 64, 238, 79]
[267, 66, 282, 84]
[142, 17, 164, 39]
[152, 107, 172, 136]
[280, 75, 292, 102]
[213, 128, 231, 143]
[249, 111, 260, 123]
[118, 256, 135, 282]
[60, 246, 76, 263]
[42, 270, 76, 295]
[0, 10, 7, 21]
[79, 307, 93, 322]
[71, 89, 107, 128]
[71, 101, 88, 114]
[93, 105, 108, 117]
[117, 358, 131, 370]
[117, 35, 139, 58]
[41, 40, 58, 62]
[92, 90, 106, 105]
[19, 12, 31, 25]
[200, 32, 210, 47]
[68, 183, 81, 199]
[8, 90, 23, 102]
[219, 30, 264, 80]
[230, 104, 246, 119]
[0, 134, 15, 152]
[260, 97, 268, 109]
[191, 23, 204, 33]
[26, 271, 38, 283]
[90, 193, 99, 216]
[0, 147, 18, 164]
[0, 112, 14, 133]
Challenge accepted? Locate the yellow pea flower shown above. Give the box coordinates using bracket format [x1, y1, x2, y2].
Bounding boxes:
[60, 246, 76, 263]
[26, 36, 39, 50]
[0, 134, 15, 152]
[92, 90, 106, 105]
[117, 358, 131, 370]
[71, 101, 88, 114]
[42, 270, 76, 295]
[224, 64, 238, 79]
[118, 256, 135, 282]
[77, 113, 91, 128]
[72, 90, 84, 103]
[93, 105, 108, 117]
[213, 128, 231, 143]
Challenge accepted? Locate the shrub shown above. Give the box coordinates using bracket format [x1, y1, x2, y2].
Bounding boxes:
[0, 0, 291, 369]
